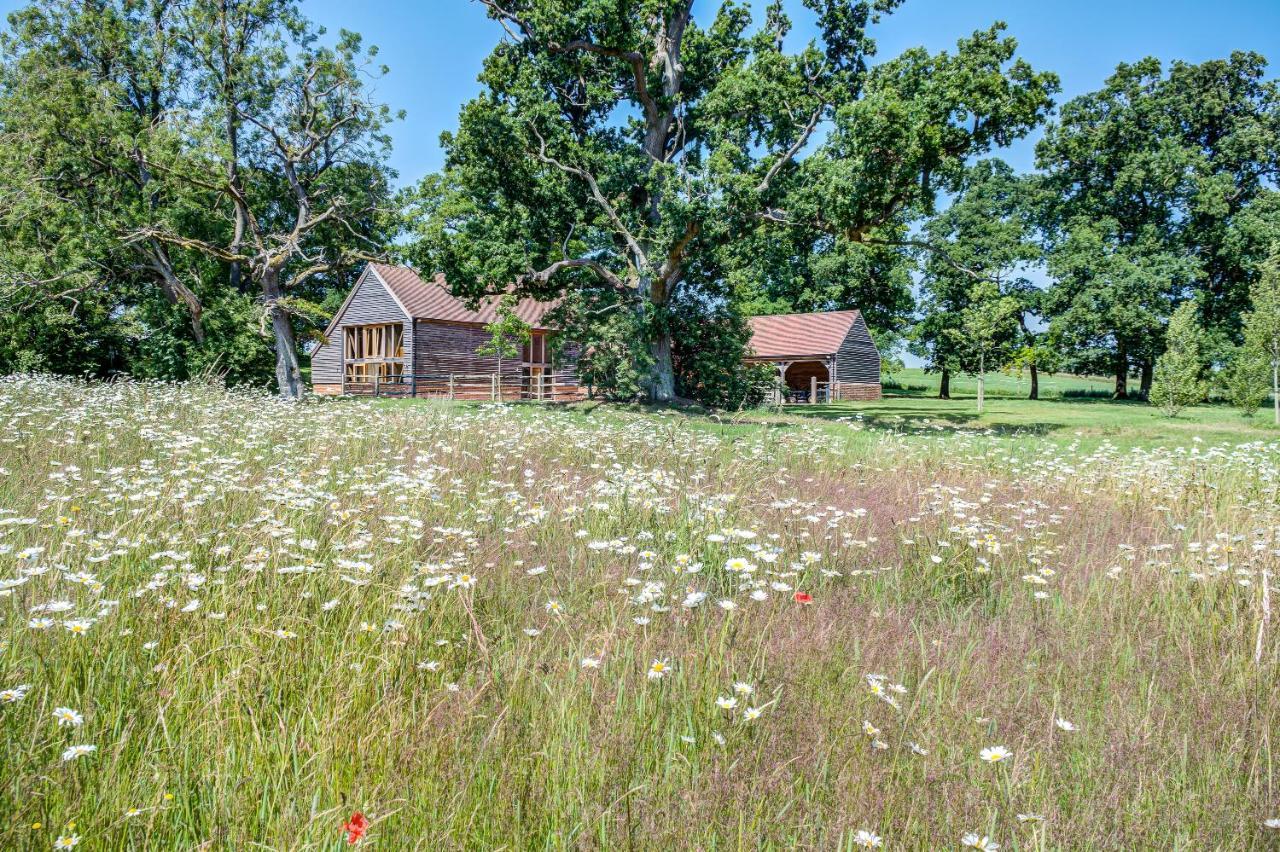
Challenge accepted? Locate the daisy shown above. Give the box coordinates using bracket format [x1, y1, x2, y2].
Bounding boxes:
[733, 682, 754, 696]
[54, 836, 80, 849]
[853, 829, 883, 848]
[62, 619, 93, 636]
[1054, 717, 1077, 732]
[61, 744, 96, 762]
[979, 745, 1011, 764]
[960, 833, 1000, 851]
[580, 657, 601, 669]
[742, 706, 763, 722]
[647, 659, 670, 680]
[0, 684, 31, 703]
[715, 695, 738, 711]
[52, 707, 83, 727]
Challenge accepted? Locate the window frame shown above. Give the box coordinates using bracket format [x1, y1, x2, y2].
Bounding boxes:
[343, 323, 405, 384]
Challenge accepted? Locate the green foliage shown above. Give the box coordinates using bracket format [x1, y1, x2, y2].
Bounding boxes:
[1241, 248, 1280, 422]
[669, 300, 770, 410]
[0, 0, 399, 394]
[1149, 302, 1209, 416]
[1036, 53, 1280, 394]
[567, 307, 653, 402]
[1219, 346, 1270, 416]
[476, 296, 533, 368]
[409, 0, 1056, 403]
[914, 160, 1039, 388]
[1242, 249, 1280, 366]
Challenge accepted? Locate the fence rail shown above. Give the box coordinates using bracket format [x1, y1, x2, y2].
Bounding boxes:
[343, 371, 585, 403]
[762, 379, 831, 405]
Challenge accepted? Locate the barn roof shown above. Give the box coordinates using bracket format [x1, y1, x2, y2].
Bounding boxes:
[367, 263, 560, 330]
[745, 310, 863, 359]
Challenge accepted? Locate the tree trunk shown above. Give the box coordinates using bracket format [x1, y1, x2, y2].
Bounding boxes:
[977, 352, 985, 414]
[262, 269, 304, 400]
[939, 369, 951, 400]
[649, 331, 675, 402]
[1113, 343, 1129, 399]
[150, 245, 206, 345]
[1273, 360, 1278, 427]
[1140, 359, 1154, 399]
[1029, 364, 1039, 400]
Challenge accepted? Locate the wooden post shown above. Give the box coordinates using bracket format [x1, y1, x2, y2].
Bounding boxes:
[810, 375, 817, 405]
[410, 373, 416, 398]
[373, 373, 380, 398]
[449, 374, 455, 400]
[491, 373, 497, 401]
[550, 371, 557, 403]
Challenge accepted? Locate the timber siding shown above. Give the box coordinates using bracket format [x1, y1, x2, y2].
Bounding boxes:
[311, 267, 411, 392]
[311, 263, 583, 399]
[745, 309, 882, 402]
[833, 312, 881, 399]
[412, 322, 519, 378]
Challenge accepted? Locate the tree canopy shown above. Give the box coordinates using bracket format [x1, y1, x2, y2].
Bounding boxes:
[0, 0, 1277, 409]
[408, 0, 1057, 402]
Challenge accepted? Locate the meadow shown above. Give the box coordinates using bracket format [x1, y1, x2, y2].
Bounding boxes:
[1, 375, 1278, 850]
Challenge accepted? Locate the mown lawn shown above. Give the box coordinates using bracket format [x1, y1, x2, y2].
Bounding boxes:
[886, 367, 1119, 399]
[780, 394, 1280, 450]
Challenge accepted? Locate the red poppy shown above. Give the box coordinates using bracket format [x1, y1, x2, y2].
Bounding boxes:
[793, 592, 813, 604]
[343, 812, 370, 845]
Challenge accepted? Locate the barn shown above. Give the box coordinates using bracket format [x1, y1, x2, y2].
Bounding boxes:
[310, 263, 579, 400]
[744, 310, 882, 402]
[313, 264, 880, 403]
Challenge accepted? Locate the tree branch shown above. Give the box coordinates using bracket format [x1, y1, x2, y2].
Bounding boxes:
[529, 124, 649, 271]
[757, 103, 825, 194]
[518, 257, 629, 294]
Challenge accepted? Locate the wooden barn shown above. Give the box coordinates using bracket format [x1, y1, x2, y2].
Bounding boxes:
[744, 310, 882, 402]
[313, 263, 880, 404]
[310, 263, 580, 400]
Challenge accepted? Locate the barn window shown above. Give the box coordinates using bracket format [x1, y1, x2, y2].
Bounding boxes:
[344, 324, 405, 383]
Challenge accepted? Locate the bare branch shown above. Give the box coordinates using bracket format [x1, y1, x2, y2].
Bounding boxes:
[518, 257, 629, 294]
[127, 227, 251, 264]
[757, 103, 825, 194]
[529, 124, 649, 271]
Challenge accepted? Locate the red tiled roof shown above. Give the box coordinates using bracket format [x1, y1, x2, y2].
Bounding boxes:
[367, 263, 560, 330]
[745, 310, 861, 359]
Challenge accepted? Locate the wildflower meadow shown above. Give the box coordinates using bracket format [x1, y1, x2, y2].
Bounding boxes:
[1, 375, 1278, 849]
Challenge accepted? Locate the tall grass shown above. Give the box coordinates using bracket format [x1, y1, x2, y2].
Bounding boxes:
[0, 376, 1277, 849]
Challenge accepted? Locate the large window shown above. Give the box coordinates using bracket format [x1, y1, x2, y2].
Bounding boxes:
[344, 324, 404, 383]
[520, 333, 552, 398]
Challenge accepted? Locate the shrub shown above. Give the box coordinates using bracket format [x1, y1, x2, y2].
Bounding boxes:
[1220, 346, 1271, 416]
[1149, 302, 1208, 417]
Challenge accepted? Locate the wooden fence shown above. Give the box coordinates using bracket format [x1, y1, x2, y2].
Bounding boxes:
[343, 371, 585, 403]
[762, 378, 831, 405]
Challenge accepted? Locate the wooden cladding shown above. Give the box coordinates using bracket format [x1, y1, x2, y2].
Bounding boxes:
[344, 323, 405, 383]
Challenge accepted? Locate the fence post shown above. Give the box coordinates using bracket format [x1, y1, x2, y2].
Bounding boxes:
[491, 373, 497, 402]
[550, 371, 557, 402]
[410, 373, 416, 398]
[449, 374, 455, 400]
[374, 373, 380, 398]
[810, 376, 817, 405]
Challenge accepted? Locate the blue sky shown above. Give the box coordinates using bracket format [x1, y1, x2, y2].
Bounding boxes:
[2, 0, 1277, 184]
